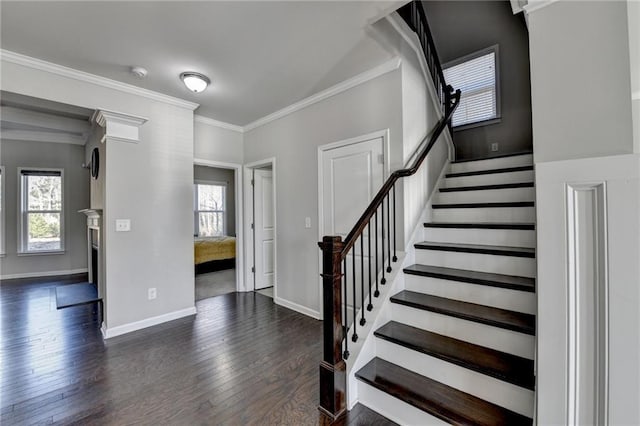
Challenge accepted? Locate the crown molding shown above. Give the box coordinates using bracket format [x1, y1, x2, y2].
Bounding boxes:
[0, 49, 200, 111]
[243, 56, 402, 132]
[633, 90, 640, 101]
[0, 129, 86, 145]
[194, 115, 244, 133]
[523, 0, 560, 15]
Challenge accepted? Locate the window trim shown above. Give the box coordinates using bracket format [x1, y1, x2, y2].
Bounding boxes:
[17, 167, 65, 255]
[0, 166, 5, 257]
[443, 44, 501, 130]
[193, 180, 227, 237]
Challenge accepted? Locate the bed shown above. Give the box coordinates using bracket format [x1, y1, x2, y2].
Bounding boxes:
[194, 236, 236, 274]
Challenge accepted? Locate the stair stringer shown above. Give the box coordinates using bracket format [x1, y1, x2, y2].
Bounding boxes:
[345, 162, 451, 410]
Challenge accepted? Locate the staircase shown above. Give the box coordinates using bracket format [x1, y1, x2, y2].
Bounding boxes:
[354, 153, 536, 425]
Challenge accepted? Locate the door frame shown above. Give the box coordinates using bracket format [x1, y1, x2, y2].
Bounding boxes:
[316, 129, 390, 320]
[193, 158, 244, 294]
[243, 157, 277, 296]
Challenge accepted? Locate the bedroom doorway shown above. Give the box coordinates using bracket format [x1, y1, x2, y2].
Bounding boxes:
[193, 160, 244, 301]
[244, 159, 277, 300]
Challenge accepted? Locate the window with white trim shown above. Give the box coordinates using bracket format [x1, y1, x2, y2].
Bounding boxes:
[19, 169, 64, 253]
[444, 46, 499, 128]
[194, 182, 226, 237]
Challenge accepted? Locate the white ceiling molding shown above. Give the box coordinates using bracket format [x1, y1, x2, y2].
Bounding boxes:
[194, 115, 244, 133]
[1, 49, 199, 111]
[523, 0, 560, 15]
[0, 129, 86, 145]
[633, 90, 640, 100]
[1, 106, 90, 134]
[93, 109, 148, 144]
[243, 56, 402, 132]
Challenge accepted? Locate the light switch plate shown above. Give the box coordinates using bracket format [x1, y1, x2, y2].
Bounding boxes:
[116, 219, 131, 232]
[491, 142, 499, 152]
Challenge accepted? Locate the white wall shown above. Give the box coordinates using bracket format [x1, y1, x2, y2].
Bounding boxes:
[194, 118, 243, 164]
[1, 57, 197, 332]
[528, 1, 639, 423]
[529, 1, 633, 163]
[0, 140, 89, 278]
[243, 69, 403, 316]
[628, 0, 640, 153]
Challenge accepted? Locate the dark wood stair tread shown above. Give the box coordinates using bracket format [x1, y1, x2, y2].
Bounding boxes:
[403, 264, 535, 292]
[440, 182, 534, 192]
[390, 291, 535, 335]
[446, 165, 533, 178]
[375, 321, 535, 390]
[414, 242, 535, 258]
[451, 152, 532, 164]
[432, 201, 534, 209]
[355, 358, 532, 425]
[424, 222, 535, 230]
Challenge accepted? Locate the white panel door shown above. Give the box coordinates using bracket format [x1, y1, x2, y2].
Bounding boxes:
[321, 136, 385, 313]
[254, 169, 274, 290]
[322, 137, 384, 238]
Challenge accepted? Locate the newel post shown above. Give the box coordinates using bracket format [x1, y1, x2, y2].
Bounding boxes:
[318, 236, 346, 424]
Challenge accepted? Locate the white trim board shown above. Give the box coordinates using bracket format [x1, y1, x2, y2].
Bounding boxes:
[194, 115, 244, 133]
[0, 268, 88, 280]
[101, 306, 197, 339]
[1, 50, 199, 111]
[274, 296, 320, 320]
[243, 57, 401, 132]
[193, 158, 244, 294]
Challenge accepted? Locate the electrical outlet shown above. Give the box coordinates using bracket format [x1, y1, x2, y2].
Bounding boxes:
[305, 217, 311, 228]
[148, 288, 157, 300]
[116, 219, 131, 232]
[491, 143, 499, 152]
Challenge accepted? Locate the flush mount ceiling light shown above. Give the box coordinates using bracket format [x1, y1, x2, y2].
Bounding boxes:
[180, 72, 210, 93]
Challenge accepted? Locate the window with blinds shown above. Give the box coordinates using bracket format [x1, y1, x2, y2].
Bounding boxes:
[19, 169, 64, 253]
[443, 46, 499, 128]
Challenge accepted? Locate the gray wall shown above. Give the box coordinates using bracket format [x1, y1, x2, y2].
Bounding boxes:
[194, 120, 243, 164]
[422, 0, 533, 160]
[529, 0, 633, 162]
[193, 165, 236, 236]
[0, 139, 90, 277]
[244, 69, 403, 316]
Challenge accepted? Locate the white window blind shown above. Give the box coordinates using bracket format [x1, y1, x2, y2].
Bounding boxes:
[444, 49, 498, 128]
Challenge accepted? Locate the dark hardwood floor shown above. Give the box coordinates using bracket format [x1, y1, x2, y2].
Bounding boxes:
[1, 274, 394, 425]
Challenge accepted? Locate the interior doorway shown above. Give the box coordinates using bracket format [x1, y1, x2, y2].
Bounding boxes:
[193, 159, 244, 301]
[244, 159, 277, 299]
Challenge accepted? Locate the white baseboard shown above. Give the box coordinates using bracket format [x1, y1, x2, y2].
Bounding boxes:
[0, 268, 88, 280]
[274, 296, 320, 320]
[101, 306, 197, 339]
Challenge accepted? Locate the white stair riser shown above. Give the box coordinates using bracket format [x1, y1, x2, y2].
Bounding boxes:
[432, 207, 535, 223]
[423, 227, 536, 248]
[436, 187, 535, 204]
[443, 170, 534, 187]
[376, 339, 534, 417]
[450, 154, 533, 173]
[358, 381, 449, 426]
[391, 303, 535, 359]
[405, 275, 536, 315]
[414, 249, 536, 278]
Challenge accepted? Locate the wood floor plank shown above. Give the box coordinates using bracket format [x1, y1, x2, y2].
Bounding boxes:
[1, 275, 393, 425]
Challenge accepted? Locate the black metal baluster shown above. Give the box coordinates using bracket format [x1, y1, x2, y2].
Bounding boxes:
[386, 194, 392, 273]
[367, 222, 373, 311]
[381, 202, 386, 285]
[351, 248, 358, 342]
[393, 184, 397, 263]
[343, 257, 349, 359]
[359, 236, 365, 326]
[374, 212, 380, 297]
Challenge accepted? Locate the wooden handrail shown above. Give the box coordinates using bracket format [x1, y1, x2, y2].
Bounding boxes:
[340, 87, 461, 256]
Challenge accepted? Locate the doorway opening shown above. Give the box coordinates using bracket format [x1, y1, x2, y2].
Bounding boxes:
[193, 160, 243, 301]
[244, 158, 277, 300]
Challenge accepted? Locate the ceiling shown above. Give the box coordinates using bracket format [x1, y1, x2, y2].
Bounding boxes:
[0, 1, 403, 126]
[0, 91, 94, 145]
